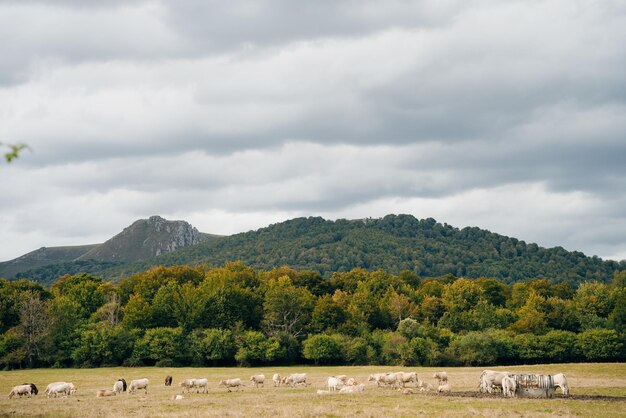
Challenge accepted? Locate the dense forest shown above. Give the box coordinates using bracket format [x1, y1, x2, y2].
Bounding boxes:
[16, 215, 624, 287]
[1, 263, 625, 370]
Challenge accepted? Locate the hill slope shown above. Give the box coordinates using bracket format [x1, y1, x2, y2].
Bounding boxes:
[0, 244, 98, 279]
[106, 215, 623, 285]
[1, 216, 211, 283]
[77, 215, 206, 262]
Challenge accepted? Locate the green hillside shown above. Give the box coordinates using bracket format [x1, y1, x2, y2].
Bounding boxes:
[106, 215, 623, 285]
[10, 215, 624, 286]
[0, 244, 98, 279]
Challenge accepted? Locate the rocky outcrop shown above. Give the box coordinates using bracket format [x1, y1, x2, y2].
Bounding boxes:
[77, 216, 205, 263]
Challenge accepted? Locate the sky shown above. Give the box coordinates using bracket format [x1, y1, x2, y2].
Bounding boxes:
[0, 0, 625, 263]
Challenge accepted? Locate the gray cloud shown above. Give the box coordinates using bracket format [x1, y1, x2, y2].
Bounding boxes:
[0, 0, 625, 262]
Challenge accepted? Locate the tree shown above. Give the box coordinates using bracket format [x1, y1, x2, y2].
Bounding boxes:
[91, 293, 122, 326]
[310, 295, 347, 333]
[577, 329, 624, 361]
[132, 327, 187, 366]
[194, 328, 235, 366]
[262, 276, 315, 338]
[18, 291, 50, 367]
[302, 334, 344, 364]
[442, 278, 484, 312]
[234, 330, 280, 366]
[383, 287, 415, 326]
[71, 325, 135, 367]
[447, 331, 499, 366]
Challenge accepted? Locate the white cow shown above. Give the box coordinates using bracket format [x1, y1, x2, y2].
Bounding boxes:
[339, 384, 365, 394]
[327, 377, 343, 392]
[396, 372, 418, 387]
[367, 373, 387, 387]
[284, 373, 308, 387]
[45, 382, 74, 398]
[502, 376, 516, 398]
[180, 379, 195, 393]
[129, 378, 149, 395]
[250, 374, 265, 388]
[44, 382, 65, 397]
[193, 378, 209, 394]
[219, 378, 243, 392]
[333, 375, 349, 384]
[8, 385, 32, 399]
[272, 374, 281, 387]
[379, 373, 399, 388]
[553, 373, 569, 396]
[113, 380, 126, 394]
[479, 370, 512, 393]
[433, 371, 448, 384]
[346, 378, 358, 386]
[438, 384, 451, 393]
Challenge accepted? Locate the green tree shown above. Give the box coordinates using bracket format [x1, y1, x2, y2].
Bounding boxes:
[310, 295, 347, 333]
[234, 330, 280, 366]
[442, 278, 484, 312]
[194, 328, 235, 366]
[447, 331, 499, 366]
[400, 336, 435, 366]
[17, 291, 50, 367]
[71, 325, 135, 367]
[132, 327, 186, 366]
[47, 295, 85, 366]
[538, 330, 579, 363]
[51, 274, 106, 319]
[302, 334, 344, 364]
[122, 294, 152, 329]
[262, 276, 315, 338]
[577, 329, 624, 361]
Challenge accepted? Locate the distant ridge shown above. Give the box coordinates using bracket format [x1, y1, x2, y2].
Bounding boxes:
[0, 244, 98, 279]
[3, 214, 624, 286]
[112, 215, 621, 284]
[0, 216, 209, 281]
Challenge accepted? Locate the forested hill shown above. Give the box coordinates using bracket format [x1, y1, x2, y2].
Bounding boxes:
[102, 215, 622, 285]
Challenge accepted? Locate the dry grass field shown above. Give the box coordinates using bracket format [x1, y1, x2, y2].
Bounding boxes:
[1, 363, 625, 417]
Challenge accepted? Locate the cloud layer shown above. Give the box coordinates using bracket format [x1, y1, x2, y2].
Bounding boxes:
[1, 0, 625, 262]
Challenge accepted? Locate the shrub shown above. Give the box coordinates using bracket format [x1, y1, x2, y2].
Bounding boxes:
[234, 330, 278, 366]
[577, 329, 624, 361]
[302, 334, 344, 364]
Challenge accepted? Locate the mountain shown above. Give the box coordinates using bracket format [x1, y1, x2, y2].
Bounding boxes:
[110, 215, 622, 284]
[0, 244, 98, 279]
[77, 215, 206, 262]
[4, 214, 624, 287]
[0, 216, 210, 283]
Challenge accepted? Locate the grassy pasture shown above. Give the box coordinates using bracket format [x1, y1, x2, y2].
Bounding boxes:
[1, 363, 625, 417]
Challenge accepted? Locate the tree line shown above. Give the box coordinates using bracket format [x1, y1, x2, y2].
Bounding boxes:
[1, 263, 625, 369]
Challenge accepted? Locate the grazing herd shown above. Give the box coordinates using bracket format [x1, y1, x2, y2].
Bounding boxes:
[6, 369, 570, 400]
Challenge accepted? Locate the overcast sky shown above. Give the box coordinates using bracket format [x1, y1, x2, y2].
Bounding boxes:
[1, 0, 625, 263]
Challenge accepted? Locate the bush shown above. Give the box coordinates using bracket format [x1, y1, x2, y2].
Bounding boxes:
[234, 330, 278, 366]
[538, 330, 579, 363]
[302, 334, 344, 364]
[131, 327, 186, 366]
[197, 328, 236, 366]
[71, 325, 135, 367]
[400, 337, 436, 366]
[447, 331, 500, 366]
[577, 329, 624, 361]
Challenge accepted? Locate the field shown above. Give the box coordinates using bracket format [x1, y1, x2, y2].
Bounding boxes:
[1, 363, 625, 417]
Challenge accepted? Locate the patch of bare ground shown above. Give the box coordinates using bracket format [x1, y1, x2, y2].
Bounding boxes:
[437, 391, 626, 402]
